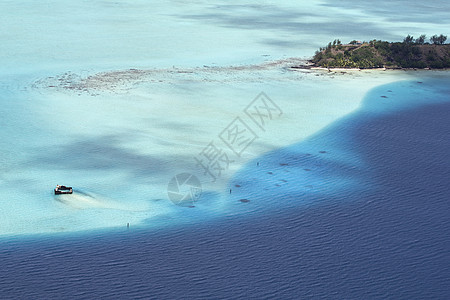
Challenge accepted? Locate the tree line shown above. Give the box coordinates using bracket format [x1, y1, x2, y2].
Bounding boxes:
[403, 34, 447, 45]
[311, 34, 450, 69]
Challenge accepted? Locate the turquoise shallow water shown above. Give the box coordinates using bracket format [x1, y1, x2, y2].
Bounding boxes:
[1, 0, 450, 236]
[0, 68, 412, 236]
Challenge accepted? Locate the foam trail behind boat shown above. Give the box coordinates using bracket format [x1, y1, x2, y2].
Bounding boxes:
[55, 190, 145, 211]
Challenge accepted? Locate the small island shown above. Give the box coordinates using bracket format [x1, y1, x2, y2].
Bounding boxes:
[310, 34, 450, 69]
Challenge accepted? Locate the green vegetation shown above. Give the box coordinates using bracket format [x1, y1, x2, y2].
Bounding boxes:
[311, 35, 450, 69]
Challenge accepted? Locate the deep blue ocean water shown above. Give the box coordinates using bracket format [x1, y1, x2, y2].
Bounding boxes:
[0, 78, 449, 299]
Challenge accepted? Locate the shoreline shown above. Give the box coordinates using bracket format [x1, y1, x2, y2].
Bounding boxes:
[292, 62, 450, 72]
[32, 57, 450, 95]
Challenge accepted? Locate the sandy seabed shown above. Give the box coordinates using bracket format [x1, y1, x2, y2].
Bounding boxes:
[1, 0, 449, 236]
[0, 59, 424, 236]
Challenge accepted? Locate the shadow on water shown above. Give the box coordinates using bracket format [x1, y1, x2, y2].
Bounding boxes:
[0, 79, 449, 299]
[229, 79, 450, 210]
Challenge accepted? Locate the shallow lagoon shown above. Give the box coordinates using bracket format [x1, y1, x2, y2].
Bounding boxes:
[1, 66, 432, 236]
[1, 0, 450, 237]
[1, 0, 450, 298]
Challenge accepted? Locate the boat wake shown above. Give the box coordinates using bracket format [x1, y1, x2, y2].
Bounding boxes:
[54, 190, 141, 211]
